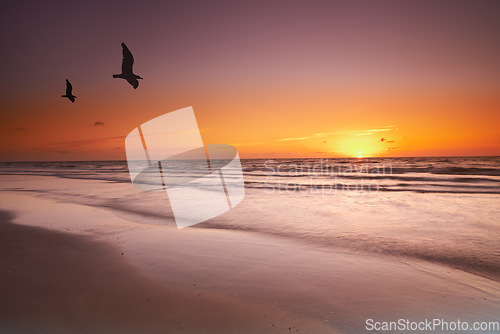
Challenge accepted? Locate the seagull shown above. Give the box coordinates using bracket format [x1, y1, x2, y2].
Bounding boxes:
[61, 79, 76, 103]
[113, 42, 143, 89]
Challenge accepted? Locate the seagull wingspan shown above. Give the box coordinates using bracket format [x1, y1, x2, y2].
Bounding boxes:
[66, 79, 73, 95]
[121, 43, 134, 74]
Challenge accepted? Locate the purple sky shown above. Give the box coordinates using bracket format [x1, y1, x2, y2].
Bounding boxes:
[1, 0, 499, 160]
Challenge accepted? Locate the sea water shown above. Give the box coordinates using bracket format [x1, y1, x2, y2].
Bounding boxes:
[1, 156, 499, 280]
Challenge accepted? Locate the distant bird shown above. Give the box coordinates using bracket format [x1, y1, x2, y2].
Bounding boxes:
[61, 79, 76, 103]
[113, 42, 143, 89]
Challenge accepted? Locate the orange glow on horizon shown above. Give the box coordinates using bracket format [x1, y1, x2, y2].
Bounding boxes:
[2, 88, 499, 161]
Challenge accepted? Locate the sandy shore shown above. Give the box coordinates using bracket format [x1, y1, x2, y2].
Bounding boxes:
[1, 191, 500, 333]
[0, 205, 333, 334]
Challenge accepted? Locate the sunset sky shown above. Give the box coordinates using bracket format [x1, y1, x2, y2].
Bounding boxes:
[1, 0, 499, 161]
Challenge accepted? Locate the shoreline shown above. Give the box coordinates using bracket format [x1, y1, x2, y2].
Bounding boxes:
[2, 174, 499, 284]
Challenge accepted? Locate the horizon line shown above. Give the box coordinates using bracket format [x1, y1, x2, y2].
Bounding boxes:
[1, 155, 499, 163]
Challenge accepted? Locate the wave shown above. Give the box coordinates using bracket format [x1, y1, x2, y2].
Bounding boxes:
[2, 158, 499, 195]
[244, 166, 500, 177]
[243, 172, 499, 183]
[244, 181, 500, 194]
[197, 222, 500, 282]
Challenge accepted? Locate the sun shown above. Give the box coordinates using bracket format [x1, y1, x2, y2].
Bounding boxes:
[330, 136, 383, 158]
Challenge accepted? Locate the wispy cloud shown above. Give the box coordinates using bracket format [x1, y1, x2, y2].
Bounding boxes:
[351, 127, 393, 136]
[233, 142, 264, 146]
[199, 127, 222, 133]
[315, 125, 396, 137]
[7, 127, 28, 132]
[314, 132, 344, 137]
[46, 136, 125, 151]
[270, 126, 397, 145]
[275, 136, 309, 142]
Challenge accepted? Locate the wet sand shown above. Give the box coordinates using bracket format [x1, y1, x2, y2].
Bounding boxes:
[0, 209, 332, 334]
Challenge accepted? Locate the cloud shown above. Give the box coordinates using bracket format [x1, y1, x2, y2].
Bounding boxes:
[199, 127, 222, 133]
[270, 126, 397, 145]
[314, 132, 344, 137]
[275, 136, 309, 142]
[233, 142, 264, 146]
[351, 127, 394, 136]
[7, 127, 28, 132]
[94, 121, 104, 126]
[315, 126, 396, 138]
[46, 136, 125, 151]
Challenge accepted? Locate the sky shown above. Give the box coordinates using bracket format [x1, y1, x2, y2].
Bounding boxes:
[0, 0, 499, 161]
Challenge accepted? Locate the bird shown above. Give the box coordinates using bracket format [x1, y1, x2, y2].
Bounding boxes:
[61, 79, 76, 103]
[113, 42, 143, 89]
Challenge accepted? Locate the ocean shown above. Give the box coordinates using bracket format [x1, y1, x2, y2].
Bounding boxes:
[1, 156, 499, 281]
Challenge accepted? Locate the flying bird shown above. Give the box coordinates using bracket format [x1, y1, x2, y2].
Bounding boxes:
[61, 79, 76, 103]
[113, 43, 143, 89]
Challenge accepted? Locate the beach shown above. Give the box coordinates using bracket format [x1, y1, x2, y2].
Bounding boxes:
[0, 158, 499, 333]
[0, 194, 336, 334]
